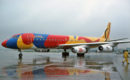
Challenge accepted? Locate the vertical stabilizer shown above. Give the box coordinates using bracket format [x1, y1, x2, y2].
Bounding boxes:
[101, 22, 111, 41]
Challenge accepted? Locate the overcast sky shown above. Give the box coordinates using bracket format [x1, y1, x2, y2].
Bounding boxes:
[0, 0, 130, 48]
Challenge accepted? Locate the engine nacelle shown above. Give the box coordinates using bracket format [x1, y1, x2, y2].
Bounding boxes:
[98, 45, 114, 52]
[71, 46, 87, 53]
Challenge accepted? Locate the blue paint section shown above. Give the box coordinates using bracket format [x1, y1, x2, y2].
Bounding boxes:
[33, 34, 48, 48]
[74, 36, 77, 39]
[33, 68, 46, 79]
[5, 69, 17, 77]
[6, 38, 18, 49]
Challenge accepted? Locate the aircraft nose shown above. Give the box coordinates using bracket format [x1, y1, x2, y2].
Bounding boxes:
[1, 40, 8, 47]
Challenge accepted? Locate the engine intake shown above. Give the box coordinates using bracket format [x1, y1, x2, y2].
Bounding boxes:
[98, 45, 114, 52]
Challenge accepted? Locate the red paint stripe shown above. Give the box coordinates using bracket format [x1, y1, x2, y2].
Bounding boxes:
[21, 33, 35, 45]
[44, 35, 69, 48]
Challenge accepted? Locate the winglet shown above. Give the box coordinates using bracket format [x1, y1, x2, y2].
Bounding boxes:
[101, 22, 111, 41]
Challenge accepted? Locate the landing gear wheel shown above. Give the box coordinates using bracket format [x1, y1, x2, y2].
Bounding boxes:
[62, 52, 69, 58]
[47, 49, 50, 52]
[19, 53, 23, 59]
[77, 53, 85, 57]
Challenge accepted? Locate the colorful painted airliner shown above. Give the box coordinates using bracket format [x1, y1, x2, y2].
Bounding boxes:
[1, 22, 130, 57]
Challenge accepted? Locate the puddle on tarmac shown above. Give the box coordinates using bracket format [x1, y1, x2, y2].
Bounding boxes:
[0, 53, 117, 80]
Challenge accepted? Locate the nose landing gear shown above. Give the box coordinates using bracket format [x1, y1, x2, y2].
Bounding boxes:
[18, 49, 23, 59]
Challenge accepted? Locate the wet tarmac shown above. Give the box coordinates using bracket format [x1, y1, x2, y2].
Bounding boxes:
[0, 50, 130, 80]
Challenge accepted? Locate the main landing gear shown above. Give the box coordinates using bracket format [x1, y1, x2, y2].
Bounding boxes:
[77, 53, 85, 57]
[62, 49, 85, 57]
[62, 49, 69, 57]
[18, 49, 23, 59]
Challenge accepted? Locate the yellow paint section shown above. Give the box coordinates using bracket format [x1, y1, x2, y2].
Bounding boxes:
[86, 37, 106, 42]
[66, 36, 105, 44]
[68, 68, 85, 75]
[17, 36, 33, 49]
[86, 37, 99, 42]
[66, 36, 86, 44]
[17, 64, 22, 79]
[99, 38, 106, 42]
[101, 22, 111, 41]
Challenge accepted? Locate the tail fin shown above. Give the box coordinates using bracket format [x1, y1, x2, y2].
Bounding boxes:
[101, 22, 111, 41]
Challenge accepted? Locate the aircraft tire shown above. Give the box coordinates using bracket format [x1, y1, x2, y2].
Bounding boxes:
[77, 53, 85, 57]
[19, 53, 23, 59]
[47, 49, 50, 52]
[62, 52, 69, 57]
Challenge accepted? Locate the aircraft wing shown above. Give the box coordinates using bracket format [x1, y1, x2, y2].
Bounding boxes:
[111, 40, 130, 44]
[108, 38, 128, 42]
[58, 40, 130, 48]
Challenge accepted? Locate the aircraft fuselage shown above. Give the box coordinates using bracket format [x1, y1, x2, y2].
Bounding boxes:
[1, 33, 104, 49]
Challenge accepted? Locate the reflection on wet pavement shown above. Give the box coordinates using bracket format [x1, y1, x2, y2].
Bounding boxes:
[0, 52, 119, 80]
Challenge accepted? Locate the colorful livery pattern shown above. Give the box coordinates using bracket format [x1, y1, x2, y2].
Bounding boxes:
[3, 33, 106, 49]
[1, 22, 111, 50]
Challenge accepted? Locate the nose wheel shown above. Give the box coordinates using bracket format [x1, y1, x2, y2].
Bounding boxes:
[18, 50, 23, 59]
[19, 53, 23, 59]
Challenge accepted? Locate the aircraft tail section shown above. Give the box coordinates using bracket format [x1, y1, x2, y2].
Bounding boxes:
[101, 22, 111, 41]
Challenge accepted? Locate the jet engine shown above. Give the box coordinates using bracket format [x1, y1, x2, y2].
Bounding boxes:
[98, 45, 114, 52]
[71, 46, 88, 53]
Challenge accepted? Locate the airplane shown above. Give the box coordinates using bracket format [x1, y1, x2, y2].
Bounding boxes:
[1, 22, 130, 58]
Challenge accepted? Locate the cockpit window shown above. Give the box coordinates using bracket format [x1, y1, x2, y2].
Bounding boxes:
[12, 34, 20, 39]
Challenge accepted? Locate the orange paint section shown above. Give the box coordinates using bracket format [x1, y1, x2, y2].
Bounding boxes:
[101, 22, 111, 41]
[66, 36, 82, 44]
[66, 36, 101, 44]
[99, 38, 106, 42]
